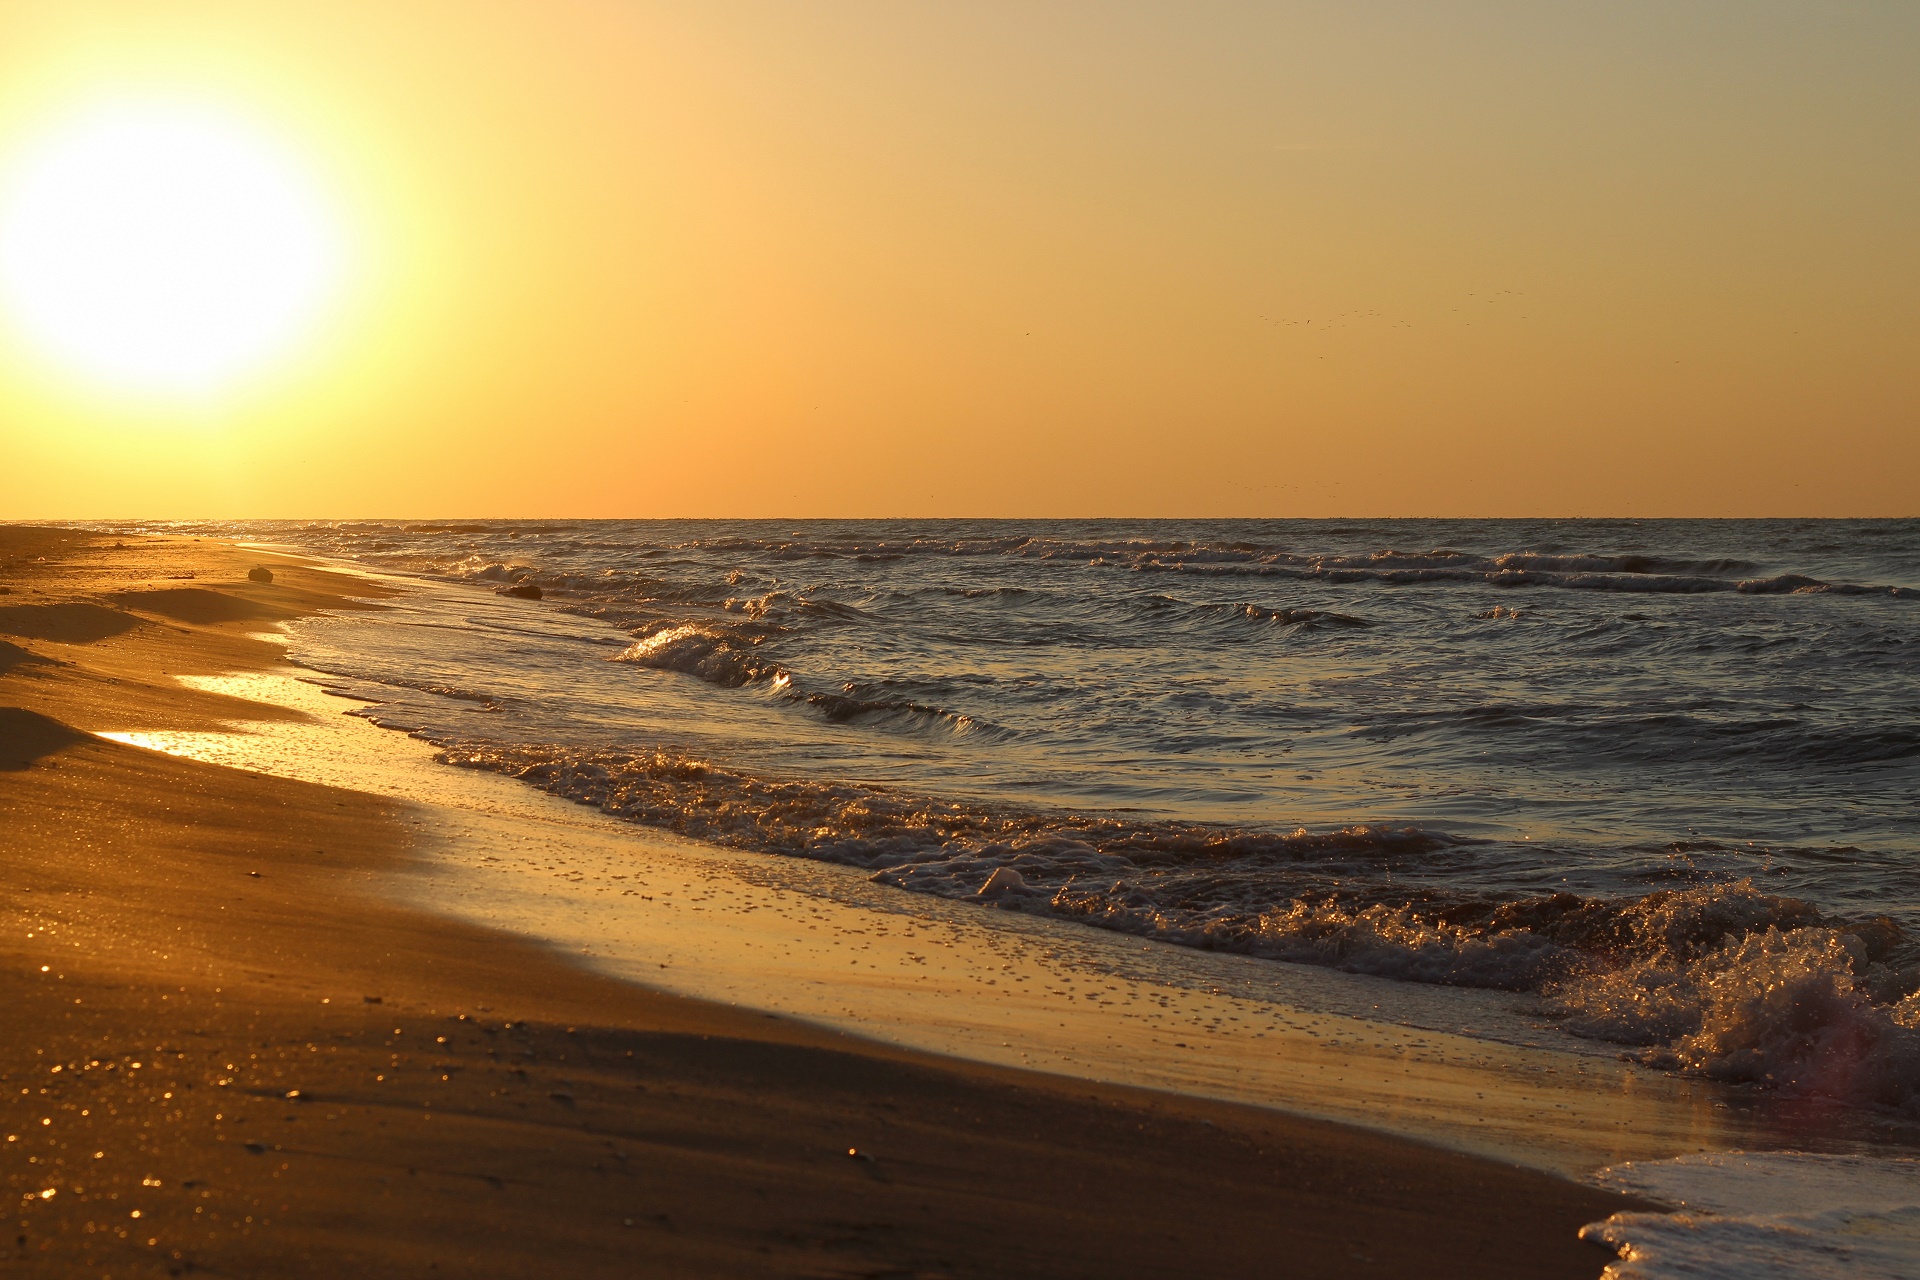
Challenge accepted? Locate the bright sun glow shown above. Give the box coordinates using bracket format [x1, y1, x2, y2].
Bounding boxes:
[0, 98, 345, 397]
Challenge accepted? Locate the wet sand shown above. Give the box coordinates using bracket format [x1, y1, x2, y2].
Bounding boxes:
[0, 527, 1643, 1277]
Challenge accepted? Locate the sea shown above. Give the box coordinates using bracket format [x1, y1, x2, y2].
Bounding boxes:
[138, 518, 1920, 1116]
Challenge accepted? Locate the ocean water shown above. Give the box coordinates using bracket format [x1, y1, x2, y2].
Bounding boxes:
[149, 518, 1920, 1112]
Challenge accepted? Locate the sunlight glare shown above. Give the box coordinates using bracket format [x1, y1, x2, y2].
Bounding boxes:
[0, 97, 346, 397]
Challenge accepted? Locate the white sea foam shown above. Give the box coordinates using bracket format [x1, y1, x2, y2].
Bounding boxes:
[1558, 925, 1920, 1106]
[1582, 1151, 1920, 1280]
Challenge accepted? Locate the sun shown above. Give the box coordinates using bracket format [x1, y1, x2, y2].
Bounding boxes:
[0, 97, 346, 398]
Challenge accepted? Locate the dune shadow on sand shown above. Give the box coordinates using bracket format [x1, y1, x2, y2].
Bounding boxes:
[108, 586, 293, 625]
[0, 639, 53, 676]
[0, 707, 88, 770]
[0, 602, 142, 644]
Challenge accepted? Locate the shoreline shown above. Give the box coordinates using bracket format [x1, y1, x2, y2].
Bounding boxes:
[0, 528, 1665, 1275]
[113, 662, 1920, 1180]
[144, 539, 1920, 1173]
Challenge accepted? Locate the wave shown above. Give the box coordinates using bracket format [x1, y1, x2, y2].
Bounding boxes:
[433, 737, 1917, 1111]
[1349, 705, 1920, 769]
[1569, 716, 1920, 769]
[796, 687, 1003, 736]
[571, 534, 1907, 595]
[613, 622, 782, 688]
[1156, 561, 1918, 597]
[432, 537, 1917, 603]
[1214, 602, 1370, 629]
[609, 622, 996, 737]
[274, 521, 1911, 606]
[1557, 919, 1920, 1112]
[439, 739, 1460, 872]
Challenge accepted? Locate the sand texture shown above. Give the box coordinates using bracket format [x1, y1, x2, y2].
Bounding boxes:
[0, 528, 1642, 1277]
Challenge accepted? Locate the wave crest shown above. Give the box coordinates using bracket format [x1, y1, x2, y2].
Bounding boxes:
[613, 623, 783, 688]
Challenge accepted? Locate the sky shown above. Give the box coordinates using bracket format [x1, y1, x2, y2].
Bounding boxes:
[0, 1, 1913, 518]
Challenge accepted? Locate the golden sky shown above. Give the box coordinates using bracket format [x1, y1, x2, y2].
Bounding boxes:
[0, 1, 1914, 518]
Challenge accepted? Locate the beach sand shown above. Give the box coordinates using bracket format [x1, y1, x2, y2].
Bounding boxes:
[0, 527, 1644, 1277]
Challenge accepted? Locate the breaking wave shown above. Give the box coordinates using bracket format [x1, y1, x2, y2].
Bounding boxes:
[609, 620, 996, 736]
[614, 622, 781, 688]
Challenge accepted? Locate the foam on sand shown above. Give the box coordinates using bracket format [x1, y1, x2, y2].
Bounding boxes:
[1582, 1151, 1920, 1279]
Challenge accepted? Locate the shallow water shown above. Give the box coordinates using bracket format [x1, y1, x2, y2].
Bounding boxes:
[132, 518, 1920, 1112]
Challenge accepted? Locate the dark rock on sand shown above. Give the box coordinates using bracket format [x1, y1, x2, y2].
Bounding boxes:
[500, 583, 543, 600]
[248, 566, 275, 584]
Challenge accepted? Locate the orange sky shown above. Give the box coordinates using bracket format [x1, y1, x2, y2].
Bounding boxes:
[0, 1, 1914, 518]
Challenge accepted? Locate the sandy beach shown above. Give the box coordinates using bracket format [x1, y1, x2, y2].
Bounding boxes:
[1, 526, 1659, 1277]
[2, 6, 1912, 1274]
